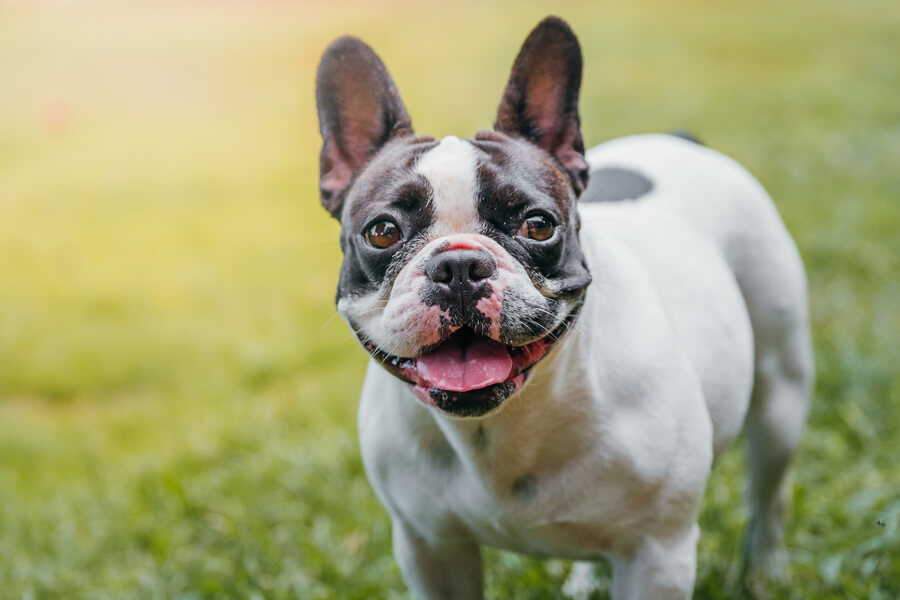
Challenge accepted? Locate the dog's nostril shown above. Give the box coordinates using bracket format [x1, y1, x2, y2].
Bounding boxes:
[469, 257, 494, 281]
[429, 261, 453, 284]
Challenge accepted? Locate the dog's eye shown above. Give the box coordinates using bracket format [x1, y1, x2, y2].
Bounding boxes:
[365, 219, 401, 249]
[519, 213, 556, 242]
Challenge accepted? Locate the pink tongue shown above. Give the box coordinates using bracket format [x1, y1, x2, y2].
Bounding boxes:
[417, 335, 513, 392]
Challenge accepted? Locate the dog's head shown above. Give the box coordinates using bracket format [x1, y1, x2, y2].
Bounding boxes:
[315, 17, 592, 418]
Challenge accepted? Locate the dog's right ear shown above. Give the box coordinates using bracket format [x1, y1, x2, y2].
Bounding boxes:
[315, 37, 413, 219]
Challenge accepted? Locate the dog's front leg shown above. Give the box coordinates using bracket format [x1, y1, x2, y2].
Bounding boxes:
[610, 524, 699, 600]
[393, 520, 484, 599]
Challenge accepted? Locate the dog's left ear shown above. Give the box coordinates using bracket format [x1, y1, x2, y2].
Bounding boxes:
[316, 36, 414, 218]
[494, 17, 588, 196]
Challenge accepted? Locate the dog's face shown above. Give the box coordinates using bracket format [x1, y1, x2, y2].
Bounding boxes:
[316, 18, 591, 417]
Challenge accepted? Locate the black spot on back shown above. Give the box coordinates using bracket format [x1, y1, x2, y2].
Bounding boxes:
[580, 167, 654, 203]
[511, 474, 538, 502]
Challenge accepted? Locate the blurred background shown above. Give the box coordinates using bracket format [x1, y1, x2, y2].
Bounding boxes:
[0, 1, 897, 598]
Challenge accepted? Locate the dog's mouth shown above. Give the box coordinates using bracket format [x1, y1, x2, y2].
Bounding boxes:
[361, 322, 570, 418]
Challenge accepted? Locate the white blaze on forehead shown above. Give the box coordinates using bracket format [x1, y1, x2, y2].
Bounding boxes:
[415, 135, 479, 235]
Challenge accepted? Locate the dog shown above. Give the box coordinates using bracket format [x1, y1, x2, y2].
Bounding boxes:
[314, 16, 812, 599]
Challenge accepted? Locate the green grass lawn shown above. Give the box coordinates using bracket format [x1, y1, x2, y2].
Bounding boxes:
[1, 1, 898, 598]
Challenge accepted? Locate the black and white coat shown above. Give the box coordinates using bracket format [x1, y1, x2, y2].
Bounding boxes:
[315, 17, 812, 600]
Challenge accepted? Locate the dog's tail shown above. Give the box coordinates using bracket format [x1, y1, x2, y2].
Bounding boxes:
[668, 129, 704, 145]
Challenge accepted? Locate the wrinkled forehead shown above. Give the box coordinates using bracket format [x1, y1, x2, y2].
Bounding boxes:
[468, 130, 575, 219]
[343, 132, 574, 229]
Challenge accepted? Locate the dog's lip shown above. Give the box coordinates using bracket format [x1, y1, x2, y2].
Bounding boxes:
[411, 372, 528, 418]
[357, 303, 583, 416]
[358, 324, 564, 418]
[362, 330, 549, 389]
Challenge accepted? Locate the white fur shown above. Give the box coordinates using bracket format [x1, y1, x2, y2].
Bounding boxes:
[357, 135, 812, 598]
[416, 136, 480, 236]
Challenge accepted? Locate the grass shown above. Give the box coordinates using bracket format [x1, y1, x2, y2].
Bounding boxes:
[0, 0, 898, 598]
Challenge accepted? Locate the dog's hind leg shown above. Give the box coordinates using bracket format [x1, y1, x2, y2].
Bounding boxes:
[738, 246, 813, 579]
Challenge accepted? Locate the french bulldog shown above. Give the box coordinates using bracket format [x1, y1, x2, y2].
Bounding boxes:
[314, 16, 812, 599]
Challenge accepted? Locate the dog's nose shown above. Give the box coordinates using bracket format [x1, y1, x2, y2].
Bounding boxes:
[424, 249, 497, 305]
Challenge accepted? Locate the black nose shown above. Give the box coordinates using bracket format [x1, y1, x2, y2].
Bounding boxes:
[424, 249, 497, 306]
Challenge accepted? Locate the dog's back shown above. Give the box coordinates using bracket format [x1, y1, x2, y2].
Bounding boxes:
[581, 133, 813, 574]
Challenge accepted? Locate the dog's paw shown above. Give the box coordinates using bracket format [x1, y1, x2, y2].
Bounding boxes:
[739, 516, 790, 586]
[562, 561, 605, 600]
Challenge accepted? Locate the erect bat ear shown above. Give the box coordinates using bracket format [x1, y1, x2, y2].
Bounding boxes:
[315, 36, 413, 218]
[494, 17, 589, 196]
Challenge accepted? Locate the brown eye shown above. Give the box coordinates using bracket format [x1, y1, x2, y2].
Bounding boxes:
[519, 214, 556, 241]
[365, 219, 401, 249]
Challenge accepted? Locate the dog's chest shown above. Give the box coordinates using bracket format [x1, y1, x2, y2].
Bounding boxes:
[385, 431, 653, 559]
[362, 387, 658, 560]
